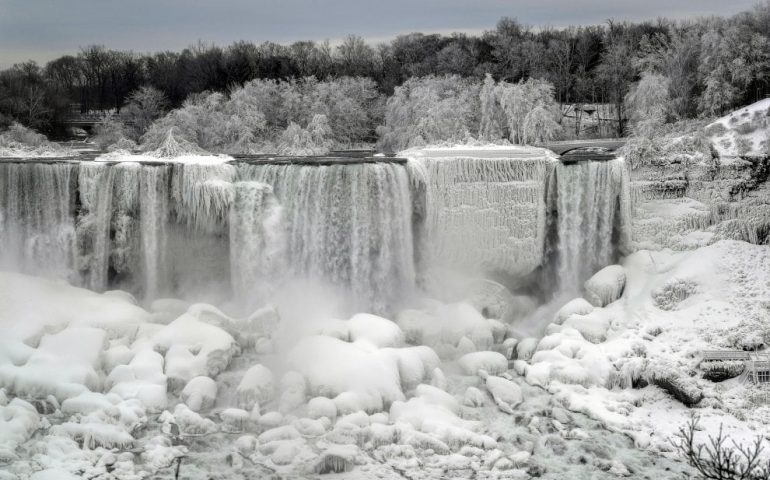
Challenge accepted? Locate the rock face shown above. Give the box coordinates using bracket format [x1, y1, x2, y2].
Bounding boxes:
[584, 265, 626, 307]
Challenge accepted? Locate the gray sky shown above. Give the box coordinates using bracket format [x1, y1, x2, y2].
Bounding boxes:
[0, 0, 761, 68]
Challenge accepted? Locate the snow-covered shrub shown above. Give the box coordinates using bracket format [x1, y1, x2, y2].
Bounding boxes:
[92, 114, 132, 150]
[141, 77, 379, 154]
[644, 360, 703, 406]
[735, 134, 752, 156]
[700, 360, 745, 382]
[652, 278, 698, 311]
[0, 123, 73, 157]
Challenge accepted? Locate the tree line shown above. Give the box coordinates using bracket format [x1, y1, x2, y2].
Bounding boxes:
[2, 2, 770, 138]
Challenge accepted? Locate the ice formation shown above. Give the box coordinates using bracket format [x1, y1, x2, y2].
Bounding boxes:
[1, 140, 767, 479]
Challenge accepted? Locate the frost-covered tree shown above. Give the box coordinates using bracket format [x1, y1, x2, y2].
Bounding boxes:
[497, 78, 561, 144]
[478, 73, 504, 141]
[625, 72, 671, 137]
[140, 77, 381, 154]
[122, 86, 169, 137]
[376, 75, 479, 152]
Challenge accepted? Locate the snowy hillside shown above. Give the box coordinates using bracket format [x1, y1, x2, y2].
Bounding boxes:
[706, 98, 770, 158]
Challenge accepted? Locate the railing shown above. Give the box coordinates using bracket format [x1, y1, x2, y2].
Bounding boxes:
[701, 350, 751, 362]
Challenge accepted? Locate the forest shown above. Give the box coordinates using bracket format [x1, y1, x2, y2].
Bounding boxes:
[1, 2, 770, 150]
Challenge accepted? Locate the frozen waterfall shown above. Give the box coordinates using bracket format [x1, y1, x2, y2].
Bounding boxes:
[550, 159, 632, 291]
[0, 149, 634, 313]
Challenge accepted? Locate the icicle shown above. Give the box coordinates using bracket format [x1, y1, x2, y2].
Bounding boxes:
[404, 148, 556, 279]
[171, 163, 236, 232]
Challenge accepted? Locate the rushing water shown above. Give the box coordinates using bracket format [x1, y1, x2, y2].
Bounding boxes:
[0, 153, 632, 313]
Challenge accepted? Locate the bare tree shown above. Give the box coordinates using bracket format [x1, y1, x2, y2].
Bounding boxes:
[672, 416, 770, 480]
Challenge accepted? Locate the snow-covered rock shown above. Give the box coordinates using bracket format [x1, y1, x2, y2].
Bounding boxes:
[236, 364, 275, 410]
[555, 298, 594, 324]
[181, 376, 218, 411]
[458, 351, 508, 376]
[584, 265, 626, 307]
[288, 335, 404, 412]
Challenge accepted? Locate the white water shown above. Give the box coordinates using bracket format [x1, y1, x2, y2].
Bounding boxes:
[237, 163, 416, 314]
[0, 162, 77, 280]
[229, 181, 285, 309]
[553, 159, 632, 291]
[140, 165, 171, 299]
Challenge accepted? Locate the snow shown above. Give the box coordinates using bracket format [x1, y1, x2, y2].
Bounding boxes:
[288, 335, 404, 412]
[584, 265, 626, 307]
[181, 376, 218, 411]
[705, 98, 770, 158]
[458, 351, 509, 376]
[347, 313, 404, 347]
[236, 364, 275, 409]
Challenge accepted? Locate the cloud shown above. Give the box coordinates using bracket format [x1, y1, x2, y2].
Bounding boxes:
[0, 0, 760, 66]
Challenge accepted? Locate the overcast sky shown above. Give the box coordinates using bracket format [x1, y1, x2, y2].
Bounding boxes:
[0, 0, 761, 68]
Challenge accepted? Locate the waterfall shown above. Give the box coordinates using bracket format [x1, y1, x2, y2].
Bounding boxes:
[140, 165, 171, 299]
[0, 162, 78, 280]
[404, 147, 556, 282]
[229, 181, 285, 309]
[0, 150, 633, 314]
[81, 163, 116, 291]
[237, 162, 416, 313]
[552, 159, 632, 291]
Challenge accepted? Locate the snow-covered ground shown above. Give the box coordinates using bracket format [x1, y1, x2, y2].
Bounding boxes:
[706, 98, 770, 158]
[0, 265, 704, 479]
[1, 236, 766, 478]
[0, 135, 767, 478]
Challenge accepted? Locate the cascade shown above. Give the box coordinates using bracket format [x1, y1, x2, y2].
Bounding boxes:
[229, 181, 285, 309]
[0, 162, 78, 279]
[403, 147, 557, 282]
[551, 159, 632, 291]
[0, 149, 634, 313]
[236, 162, 416, 314]
[139, 165, 171, 299]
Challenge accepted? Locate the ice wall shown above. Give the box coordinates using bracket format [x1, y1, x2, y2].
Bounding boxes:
[403, 146, 557, 281]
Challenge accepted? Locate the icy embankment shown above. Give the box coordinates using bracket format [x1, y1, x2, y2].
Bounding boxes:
[629, 100, 770, 250]
[0, 267, 702, 479]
